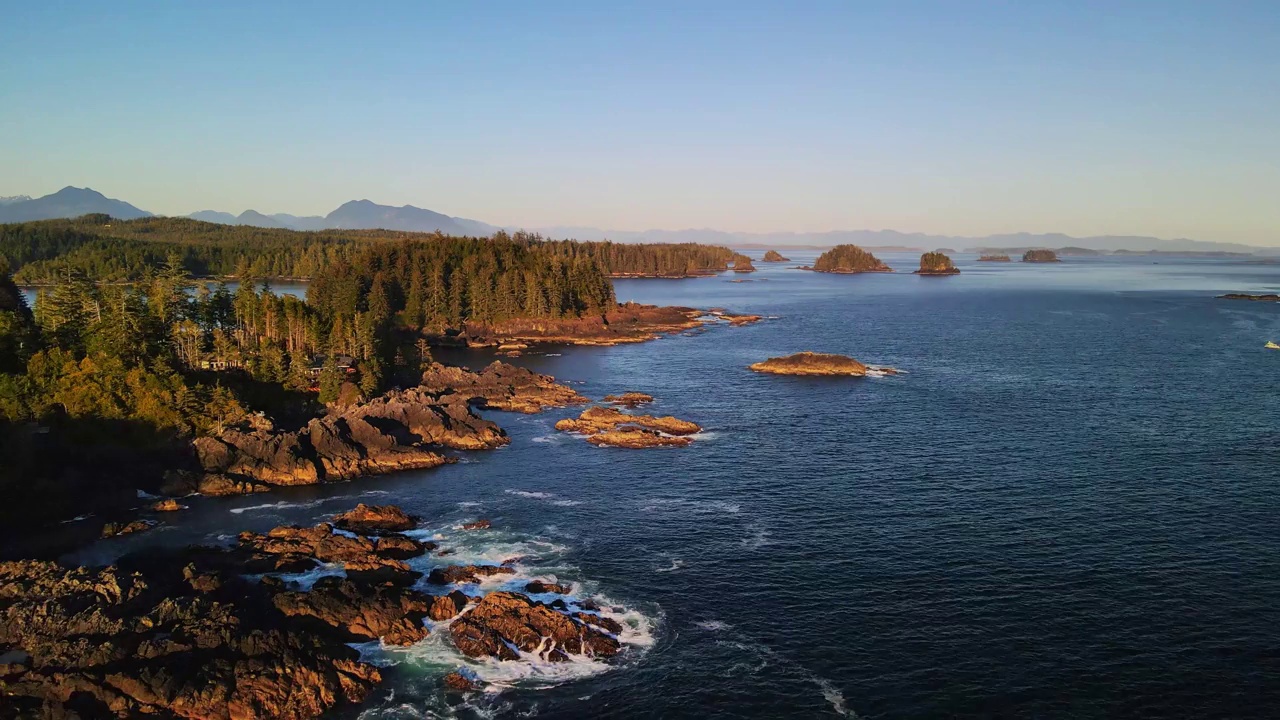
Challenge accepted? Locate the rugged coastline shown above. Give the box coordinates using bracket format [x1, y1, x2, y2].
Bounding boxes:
[0, 504, 635, 718]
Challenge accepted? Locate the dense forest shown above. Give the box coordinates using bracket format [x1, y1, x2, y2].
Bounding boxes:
[915, 252, 959, 275]
[1022, 249, 1061, 263]
[0, 216, 735, 283]
[811, 244, 892, 273]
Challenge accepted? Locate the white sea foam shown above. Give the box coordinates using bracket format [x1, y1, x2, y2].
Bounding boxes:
[505, 490, 554, 499]
[229, 499, 326, 515]
[550, 499, 582, 507]
[654, 558, 685, 573]
[694, 620, 731, 632]
[60, 514, 94, 524]
[456, 501, 482, 509]
[741, 522, 773, 549]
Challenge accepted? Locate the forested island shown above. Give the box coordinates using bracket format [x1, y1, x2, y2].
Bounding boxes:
[913, 252, 960, 275]
[803, 244, 892, 274]
[731, 254, 756, 273]
[978, 254, 1012, 262]
[1022, 249, 1061, 263]
[762, 250, 790, 262]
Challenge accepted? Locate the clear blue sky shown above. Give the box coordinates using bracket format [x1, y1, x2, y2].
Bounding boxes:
[3, 1, 1278, 243]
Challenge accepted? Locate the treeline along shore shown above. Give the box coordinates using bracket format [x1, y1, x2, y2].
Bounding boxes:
[0, 215, 756, 539]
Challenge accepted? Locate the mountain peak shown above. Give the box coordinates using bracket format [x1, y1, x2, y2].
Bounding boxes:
[0, 187, 150, 223]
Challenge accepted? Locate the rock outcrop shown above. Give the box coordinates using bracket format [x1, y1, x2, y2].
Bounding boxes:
[555, 406, 701, 448]
[762, 250, 790, 262]
[101, 520, 157, 538]
[1217, 293, 1280, 302]
[913, 251, 960, 275]
[450, 591, 622, 662]
[731, 255, 756, 273]
[427, 564, 515, 585]
[333, 503, 418, 534]
[749, 351, 900, 377]
[237, 523, 421, 584]
[419, 361, 588, 413]
[427, 590, 470, 621]
[272, 576, 434, 646]
[0, 558, 380, 719]
[602, 392, 655, 408]
[188, 385, 508, 495]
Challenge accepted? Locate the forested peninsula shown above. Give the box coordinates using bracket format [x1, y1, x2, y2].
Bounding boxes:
[0, 216, 750, 538]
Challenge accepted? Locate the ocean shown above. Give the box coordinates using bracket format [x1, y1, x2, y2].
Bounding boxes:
[66, 253, 1280, 718]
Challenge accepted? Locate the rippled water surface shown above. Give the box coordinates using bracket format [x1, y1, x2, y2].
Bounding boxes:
[70, 254, 1280, 718]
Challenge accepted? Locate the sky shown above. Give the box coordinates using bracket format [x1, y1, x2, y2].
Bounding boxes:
[2, 1, 1278, 244]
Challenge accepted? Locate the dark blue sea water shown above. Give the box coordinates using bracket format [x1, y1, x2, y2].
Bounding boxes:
[69, 254, 1280, 719]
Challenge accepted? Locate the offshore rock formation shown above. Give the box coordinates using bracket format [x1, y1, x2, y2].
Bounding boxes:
[749, 351, 900, 377]
[1022, 249, 1061, 263]
[731, 254, 757, 273]
[762, 250, 791, 262]
[418, 361, 589, 413]
[555, 406, 701, 448]
[602, 391, 655, 408]
[450, 591, 622, 662]
[1217, 293, 1280, 302]
[978, 254, 1011, 262]
[332, 503, 419, 534]
[804, 244, 892, 274]
[913, 252, 960, 275]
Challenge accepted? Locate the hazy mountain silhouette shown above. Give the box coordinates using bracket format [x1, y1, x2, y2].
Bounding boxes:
[0, 195, 31, 206]
[3, 187, 1273, 254]
[0, 187, 151, 223]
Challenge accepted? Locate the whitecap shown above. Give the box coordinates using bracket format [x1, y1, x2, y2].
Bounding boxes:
[60, 514, 94, 524]
[530, 434, 563, 444]
[457, 501, 483, 509]
[505, 490, 553, 500]
[641, 498, 741, 514]
[694, 620, 731, 632]
[654, 558, 685, 573]
[741, 522, 773, 549]
[550, 499, 582, 507]
[229, 499, 326, 515]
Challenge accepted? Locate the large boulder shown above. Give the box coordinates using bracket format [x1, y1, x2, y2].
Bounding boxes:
[419, 361, 589, 414]
[332, 504, 418, 534]
[271, 576, 433, 646]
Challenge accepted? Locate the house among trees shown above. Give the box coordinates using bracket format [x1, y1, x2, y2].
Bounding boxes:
[198, 358, 244, 372]
[308, 354, 356, 378]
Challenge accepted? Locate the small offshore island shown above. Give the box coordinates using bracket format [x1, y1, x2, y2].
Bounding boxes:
[978, 254, 1012, 262]
[1022, 249, 1061, 263]
[913, 251, 960, 276]
[749, 351, 900, 377]
[762, 249, 790, 262]
[800, 244, 893, 274]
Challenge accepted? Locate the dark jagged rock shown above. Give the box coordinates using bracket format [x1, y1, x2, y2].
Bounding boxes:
[427, 590, 470, 621]
[238, 524, 420, 584]
[914, 251, 960, 276]
[333, 504, 418, 534]
[271, 576, 433, 646]
[101, 520, 157, 538]
[427, 564, 516, 585]
[418, 361, 589, 414]
[443, 670, 479, 691]
[375, 534, 433, 560]
[450, 591, 621, 663]
[0, 559, 380, 719]
[460, 519, 492, 531]
[193, 385, 509, 493]
[525, 580, 572, 595]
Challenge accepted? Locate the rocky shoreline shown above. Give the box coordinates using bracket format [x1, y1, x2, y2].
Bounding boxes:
[0, 504, 630, 718]
[556, 406, 702, 448]
[1217, 293, 1280, 302]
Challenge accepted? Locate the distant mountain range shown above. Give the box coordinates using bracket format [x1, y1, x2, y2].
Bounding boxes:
[1, 186, 1275, 255]
[0, 187, 151, 223]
